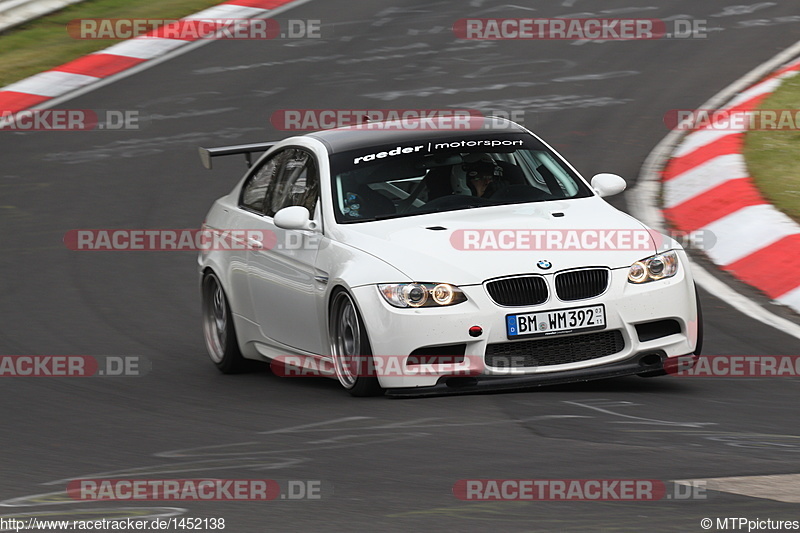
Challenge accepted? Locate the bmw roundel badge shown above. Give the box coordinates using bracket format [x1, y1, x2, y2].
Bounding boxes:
[537, 260, 552, 270]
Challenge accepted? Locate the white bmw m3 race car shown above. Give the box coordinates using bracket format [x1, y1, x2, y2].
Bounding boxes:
[198, 117, 702, 397]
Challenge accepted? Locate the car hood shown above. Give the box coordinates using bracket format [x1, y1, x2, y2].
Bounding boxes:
[334, 197, 659, 285]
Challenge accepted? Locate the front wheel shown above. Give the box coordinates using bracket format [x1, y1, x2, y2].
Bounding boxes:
[329, 290, 384, 397]
[693, 284, 703, 356]
[202, 272, 249, 373]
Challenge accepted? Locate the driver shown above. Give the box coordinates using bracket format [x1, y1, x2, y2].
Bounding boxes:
[461, 157, 502, 198]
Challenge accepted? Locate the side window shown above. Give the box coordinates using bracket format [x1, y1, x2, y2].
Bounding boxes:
[240, 150, 290, 213]
[263, 149, 319, 218]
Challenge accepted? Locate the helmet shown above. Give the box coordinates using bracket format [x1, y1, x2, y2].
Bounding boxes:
[462, 159, 497, 182]
[455, 154, 501, 196]
[451, 153, 500, 196]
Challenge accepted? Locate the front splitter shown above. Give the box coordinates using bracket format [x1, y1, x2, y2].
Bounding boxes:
[385, 352, 698, 398]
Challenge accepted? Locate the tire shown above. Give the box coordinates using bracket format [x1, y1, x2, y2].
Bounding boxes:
[693, 284, 703, 356]
[202, 272, 249, 374]
[329, 289, 384, 397]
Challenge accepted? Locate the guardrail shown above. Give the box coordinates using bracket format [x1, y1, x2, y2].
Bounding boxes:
[0, 0, 86, 33]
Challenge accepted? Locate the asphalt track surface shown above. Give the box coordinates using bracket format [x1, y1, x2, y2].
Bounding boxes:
[2, 1, 800, 531]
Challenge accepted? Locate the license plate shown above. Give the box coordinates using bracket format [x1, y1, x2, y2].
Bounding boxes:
[506, 304, 606, 339]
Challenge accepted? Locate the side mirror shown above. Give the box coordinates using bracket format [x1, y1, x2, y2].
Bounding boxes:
[591, 173, 627, 198]
[273, 206, 318, 231]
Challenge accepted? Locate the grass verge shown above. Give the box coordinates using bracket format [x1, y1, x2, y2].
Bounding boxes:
[0, 0, 225, 88]
[743, 73, 800, 224]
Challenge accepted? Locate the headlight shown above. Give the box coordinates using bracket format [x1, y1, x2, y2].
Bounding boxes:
[378, 283, 467, 308]
[628, 250, 679, 283]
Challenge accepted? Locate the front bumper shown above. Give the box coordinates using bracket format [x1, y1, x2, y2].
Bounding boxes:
[351, 259, 699, 390]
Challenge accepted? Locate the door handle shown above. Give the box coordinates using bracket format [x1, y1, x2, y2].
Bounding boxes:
[247, 237, 263, 249]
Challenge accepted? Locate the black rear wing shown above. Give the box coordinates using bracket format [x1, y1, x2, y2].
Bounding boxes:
[198, 142, 277, 169]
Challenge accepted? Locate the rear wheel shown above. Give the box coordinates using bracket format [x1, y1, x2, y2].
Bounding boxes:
[202, 272, 249, 373]
[329, 289, 384, 397]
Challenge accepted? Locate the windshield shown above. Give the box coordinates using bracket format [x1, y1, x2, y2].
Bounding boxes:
[329, 133, 593, 223]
